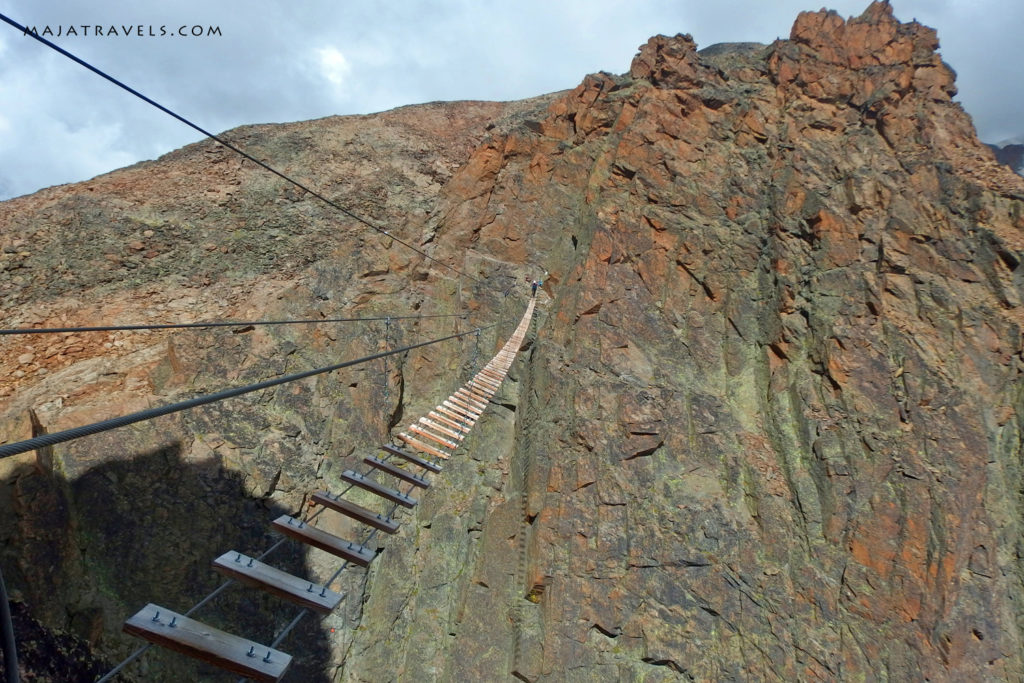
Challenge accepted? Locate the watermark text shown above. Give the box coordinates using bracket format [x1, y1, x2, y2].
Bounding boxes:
[23, 25, 222, 38]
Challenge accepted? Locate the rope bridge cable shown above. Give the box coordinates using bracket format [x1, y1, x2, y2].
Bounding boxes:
[0, 12, 482, 285]
[0, 323, 499, 460]
[0, 313, 468, 337]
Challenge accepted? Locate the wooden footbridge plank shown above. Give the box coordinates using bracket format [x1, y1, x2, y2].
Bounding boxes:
[341, 469, 418, 507]
[381, 443, 443, 472]
[123, 603, 291, 682]
[461, 388, 492, 404]
[457, 384, 490, 399]
[446, 397, 482, 417]
[212, 551, 342, 614]
[478, 374, 503, 384]
[408, 424, 459, 450]
[271, 515, 376, 566]
[311, 491, 400, 533]
[463, 386, 493, 401]
[397, 433, 452, 460]
[364, 456, 431, 488]
[463, 384, 489, 399]
[434, 406, 475, 428]
[426, 410, 471, 433]
[419, 416, 463, 441]
[454, 389, 487, 409]
[467, 378, 497, 393]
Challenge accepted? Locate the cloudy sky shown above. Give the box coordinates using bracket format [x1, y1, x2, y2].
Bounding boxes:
[0, 0, 1020, 201]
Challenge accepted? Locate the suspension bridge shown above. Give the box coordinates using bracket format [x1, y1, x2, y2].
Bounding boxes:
[0, 9, 543, 682]
[108, 298, 535, 681]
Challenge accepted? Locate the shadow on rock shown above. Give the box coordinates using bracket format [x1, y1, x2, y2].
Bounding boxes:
[1, 441, 334, 682]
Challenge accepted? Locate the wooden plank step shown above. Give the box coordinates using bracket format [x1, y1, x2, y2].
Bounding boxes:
[341, 469, 418, 507]
[477, 366, 501, 385]
[443, 399, 480, 419]
[212, 551, 342, 614]
[382, 443, 443, 472]
[461, 386, 491, 402]
[427, 410, 471, 433]
[408, 424, 459, 450]
[364, 456, 430, 488]
[435, 405, 475, 428]
[123, 603, 291, 682]
[465, 382, 494, 397]
[455, 394, 488, 412]
[271, 515, 376, 566]
[467, 384, 496, 397]
[454, 389, 487, 408]
[473, 370, 501, 382]
[311, 491, 400, 533]
[398, 433, 452, 460]
[419, 416, 463, 440]
[449, 392, 484, 409]
[447, 397, 483, 417]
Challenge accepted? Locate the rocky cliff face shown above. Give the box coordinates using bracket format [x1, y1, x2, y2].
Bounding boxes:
[989, 142, 1024, 176]
[3, 2, 1024, 681]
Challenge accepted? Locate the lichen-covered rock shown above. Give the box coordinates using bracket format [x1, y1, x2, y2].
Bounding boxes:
[346, 3, 1024, 681]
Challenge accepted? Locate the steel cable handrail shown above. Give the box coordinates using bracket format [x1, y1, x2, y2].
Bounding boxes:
[0, 313, 467, 336]
[0, 323, 498, 460]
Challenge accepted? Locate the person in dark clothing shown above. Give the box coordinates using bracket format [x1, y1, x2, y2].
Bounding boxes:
[531, 280, 538, 296]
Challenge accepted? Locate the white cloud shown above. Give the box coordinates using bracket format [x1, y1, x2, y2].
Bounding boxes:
[316, 46, 351, 88]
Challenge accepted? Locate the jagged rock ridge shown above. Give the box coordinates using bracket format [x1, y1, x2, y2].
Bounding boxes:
[989, 141, 1024, 176]
[3, 1, 1024, 681]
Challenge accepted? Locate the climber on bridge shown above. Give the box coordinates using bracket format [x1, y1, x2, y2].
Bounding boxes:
[531, 280, 538, 297]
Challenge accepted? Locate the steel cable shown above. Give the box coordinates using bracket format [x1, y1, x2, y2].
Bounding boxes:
[0, 324, 498, 460]
[0, 313, 466, 336]
[0, 12, 482, 285]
